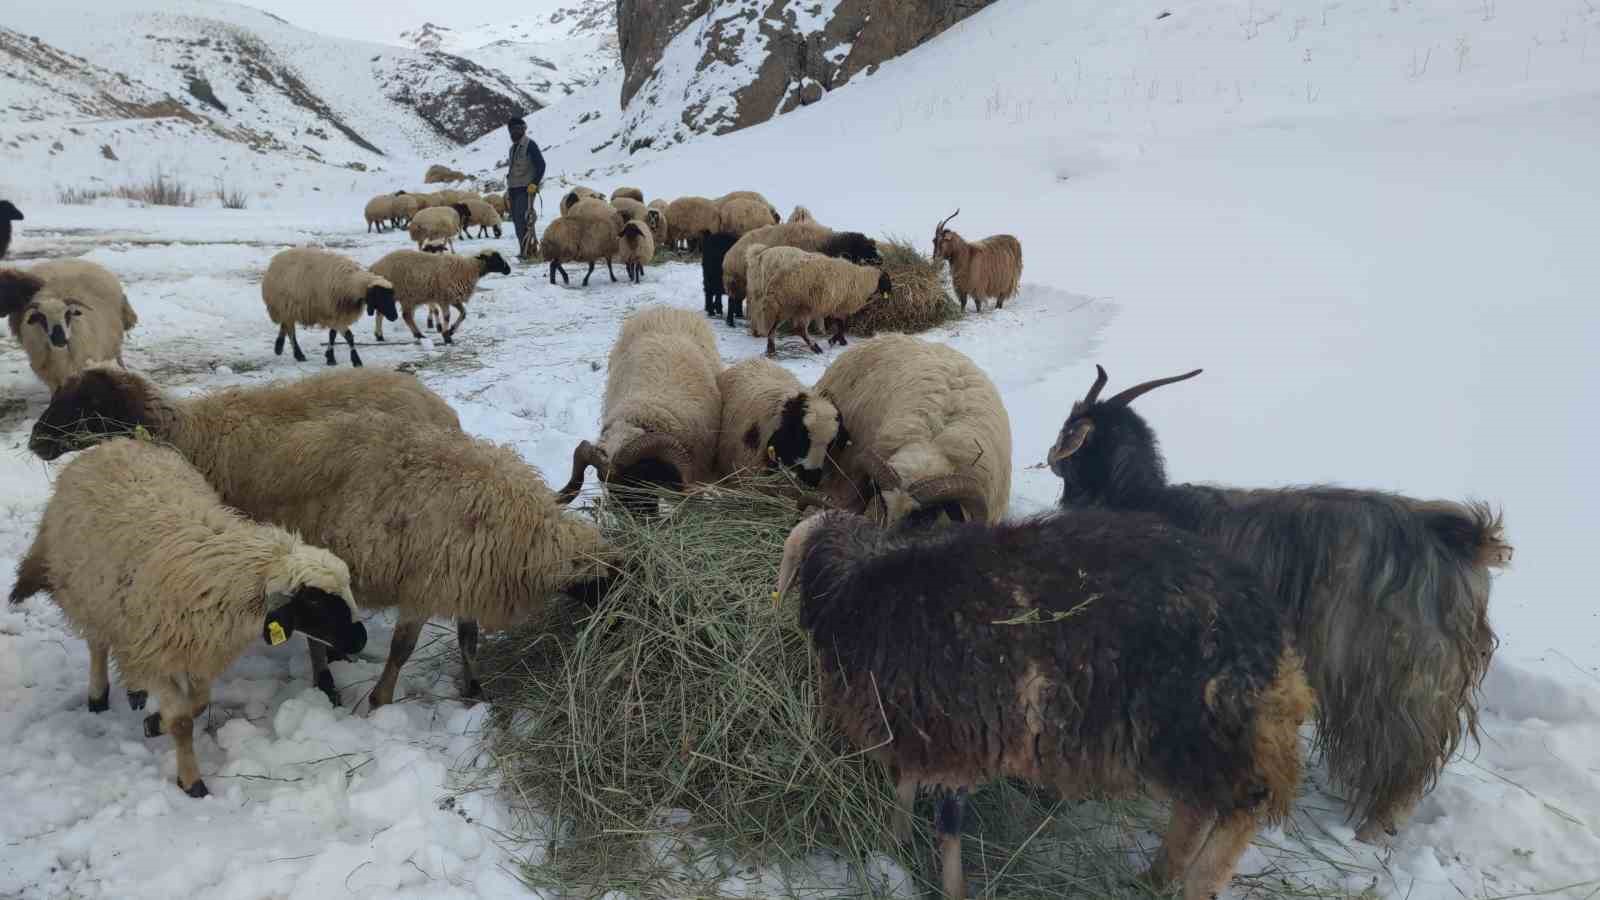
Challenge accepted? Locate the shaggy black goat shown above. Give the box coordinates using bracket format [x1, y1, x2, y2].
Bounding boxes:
[1048, 366, 1512, 842]
[0, 200, 22, 260]
[700, 231, 738, 318]
[776, 509, 1312, 900]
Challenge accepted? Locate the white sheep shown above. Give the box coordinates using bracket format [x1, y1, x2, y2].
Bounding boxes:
[612, 196, 647, 224]
[617, 220, 655, 284]
[369, 248, 510, 344]
[364, 195, 394, 233]
[261, 247, 397, 367]
[408, 204, 469, 252]
[538, 215, 621, 286]
[0, 259, 138, 394]
[611, 186, 645, 204]
[755, 249, 892, 356]
[715, 356, 846, 485]
[813, 334, 1012, 527]
[10, 437, 366, 797]
[462, 199, 503, 239]
[389, 193, 421, 229]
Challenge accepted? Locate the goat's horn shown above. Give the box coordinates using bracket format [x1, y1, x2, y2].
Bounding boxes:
[907, 472, 989, 524]
[935, 208, 960, 233]
[611, 432, 695, 488]
[1084, 364, 1109, 404]
[1104, 369, 1203, 408]
[555, 440, 607, 505]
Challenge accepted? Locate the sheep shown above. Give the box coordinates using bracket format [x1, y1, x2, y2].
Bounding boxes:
[617, 220, 655, 285]
[462, 199, 504, 239]
[715, 357, 847, 485]
[699, 231, 739, 317]
[755, 250, 891, 356]
[260, 247, 397, 368]
[722, 224, 881, 327]
[643, 205, 670, 248]
[612, 196, 647, 223]
[787, 205, 815, 224]
[408, 205, 466, 252]
[569, 196, 624, 230]
[557, 306, 722, 516]
[27, 365, 462, 706]
[484, 193, 508, 216]
[369, 248, 510, 344]
[666, 196, 719, 251]
[717, 190, 777, 220]
[1047, 365, 1514, 841]
[0, 200, 20, 259]
[363, 195, 394, 233]
[611, 186, 644, 203]
[718, 197, 779, 237]
[424, 163, 468, 184]
[743, 244, 813, 339]
[1, 259, 138, 395]
[560, 186, 603, 215]
[538, 215, 620, 287]
[774, 508, 1312, 900]
[814, 334, 1011, 527]
[389, 193, 421, 229]
[11, 437, 366, 796]
[931, 209, 1023, 312]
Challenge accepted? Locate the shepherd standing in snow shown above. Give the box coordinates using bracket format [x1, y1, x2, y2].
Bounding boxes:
[506, 116, 546, 261]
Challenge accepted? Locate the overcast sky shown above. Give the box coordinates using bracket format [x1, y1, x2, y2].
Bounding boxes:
[234, 0, 534, 45]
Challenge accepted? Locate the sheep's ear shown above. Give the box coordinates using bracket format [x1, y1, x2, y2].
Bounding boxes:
[0, 269, 45, 319]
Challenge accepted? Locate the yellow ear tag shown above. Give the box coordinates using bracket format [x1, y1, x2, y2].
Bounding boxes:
[132, 424, 152, 442]
[766, 446, 778, 463]
[267, 621, 288, 646]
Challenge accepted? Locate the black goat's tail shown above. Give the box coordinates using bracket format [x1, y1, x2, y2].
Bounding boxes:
[1422, 501, 1512, 570]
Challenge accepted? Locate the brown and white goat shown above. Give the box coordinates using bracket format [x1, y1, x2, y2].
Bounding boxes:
[932, 208, 1023, 312]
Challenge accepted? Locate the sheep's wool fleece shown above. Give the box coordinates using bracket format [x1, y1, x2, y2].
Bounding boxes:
[815, 334, 1012, 522]
[715, 356, 807, 475]
[5, 259, 136, 393]
[260, 248, 387, 331]
[602, 307, 722, 481]
[370, 251, 485, 311]
[408, 207, 462, 244]
[29, 438, 354, 688]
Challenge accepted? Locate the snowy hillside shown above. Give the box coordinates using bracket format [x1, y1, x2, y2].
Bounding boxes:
[3, 0, 1600, 898]
[398, 0, 618, 107]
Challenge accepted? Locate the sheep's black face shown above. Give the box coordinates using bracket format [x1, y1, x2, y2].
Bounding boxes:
[366, 284, 398, 321]
[30, 368, 148, 460]
[0, 201, 21, 222]
[265, 586, 367, 656]
[481, 252, 511, 276]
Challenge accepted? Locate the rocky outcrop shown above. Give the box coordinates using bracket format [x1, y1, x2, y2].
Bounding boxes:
[376, 52, 543, 147]
[616, 0, 1001, 150]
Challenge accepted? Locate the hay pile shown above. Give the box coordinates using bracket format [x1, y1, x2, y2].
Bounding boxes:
[851, 235, 961, 336]
[477, 482, 1365, 898]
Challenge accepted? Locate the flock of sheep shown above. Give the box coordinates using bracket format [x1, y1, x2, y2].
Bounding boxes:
[0, 188, 1511, 900]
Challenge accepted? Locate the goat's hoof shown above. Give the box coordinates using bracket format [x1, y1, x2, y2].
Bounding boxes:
[127, 689, 147, 710]
[87, 690, 110, 713]
[181, 779, 210, 799]
[144, 713, 163, 738]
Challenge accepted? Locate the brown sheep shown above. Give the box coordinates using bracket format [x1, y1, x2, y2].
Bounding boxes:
[666, 196, 719, 250]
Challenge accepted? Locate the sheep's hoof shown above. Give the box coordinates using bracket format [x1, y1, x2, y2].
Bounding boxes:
[87, 689, 110, 713]
[324, 353, 336, 366]
[463, 679, 484, 700]
[127, 689, 147, 710]
[181, 779, 210, 799]
[374, 334, 385, 342]
[293, 351, 307, 362]
[144, 713, 164, 738]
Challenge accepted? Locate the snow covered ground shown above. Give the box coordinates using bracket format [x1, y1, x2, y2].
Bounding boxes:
[4, 0, 1599, 896]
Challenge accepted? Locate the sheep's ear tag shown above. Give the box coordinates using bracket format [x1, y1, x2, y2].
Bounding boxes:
[765, 445, 778, 463]
[263, 607, 294, 646]
[132, 424, 152, 443]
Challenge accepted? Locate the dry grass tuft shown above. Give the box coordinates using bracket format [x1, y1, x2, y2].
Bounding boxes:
[850, 234, 960, 336]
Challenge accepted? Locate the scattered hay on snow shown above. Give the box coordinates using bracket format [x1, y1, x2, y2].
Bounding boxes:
[850, 235, 959, 336]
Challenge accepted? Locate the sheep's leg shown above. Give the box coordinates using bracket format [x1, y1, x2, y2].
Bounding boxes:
[343, 330, 362, 367]
[556, 263, 569, 285]
[829, 319, 849, 347]
[274, 324, 288, 357]
[934, 788, 968, 900]
[154, 677, 207, 798]
[127, 688, 147, 710]
[765, 322, 780, 358]
[1180, 811, 1257, 900]
[582, 260, 596, 287]
[956, 292, 968, 312]
[369, 618, 423, 710]
[324, 329, 338, 366]
[800, 325, 824, 354]
[374, 308, 386, 341]
[401, 305, 425, 341]
[87, 642, 110, 712]
[189, 679, 211, 723]
[606, 257, 617, 282]
[892, 775, 918, 844]
[1143, 800, 1217, 892]
[442, 302, 466, 344]
[458, 619, 483, 699]
[308, 641, 340, 706]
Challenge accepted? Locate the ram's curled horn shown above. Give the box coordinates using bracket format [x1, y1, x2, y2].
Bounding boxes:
[556, 440, 608, 505]
[1104, 368, 1203, 408]
[907, 471, 989, 523]
[611, 433, 696, 487]
[858, 447, 903, 494]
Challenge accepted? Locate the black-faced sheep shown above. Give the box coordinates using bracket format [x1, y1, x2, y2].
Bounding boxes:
[775, 508, 1312, 900]
[666, 196, 719, 251]
[814, 334, 1011, 527]
[408, 205, 466, 252]
[462, 199, 504, 239]
[369, 249, 510, 344]
[539, 215, 620, 286]
[363, 195, 394, 233]
[723, 224, 881, 328]
[0, 200, 21, 259]
[715, 357, 847, 485]
[755, 249, 891, 356]
[1, 259, 138, 395]
[261, 247, 396, 367]
[11, 437, 367, 797]
[612, 197, 647, 224]
[617, 220, 655, 285]
[718, 197, 778, 237]
[645, 202, 670, 247]
[1048, 365, 1513, 841]
[560, 186, 603, 215]
[389, 192, 420, 229]
[932, 209, 1023, 312]
[611, 186, 644, 204]
[558, 306, 723, 515]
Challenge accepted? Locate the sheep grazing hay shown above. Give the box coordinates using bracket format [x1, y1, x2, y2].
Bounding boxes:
[848, 235, 959, 336]
[473, 481, 1346, 899]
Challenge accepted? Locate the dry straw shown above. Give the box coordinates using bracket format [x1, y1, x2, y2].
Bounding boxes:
[850, 234, 960, 336]
[474, 481, 1363, 899]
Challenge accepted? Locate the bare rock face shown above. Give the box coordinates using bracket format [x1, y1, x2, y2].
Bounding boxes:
[377, 53, 542, 147]
[615, 0, 999, 151]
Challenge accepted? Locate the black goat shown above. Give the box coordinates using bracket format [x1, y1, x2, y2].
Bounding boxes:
[1048, 366, 1512, 842]
[776, 508, 1312, 900]
[700, 231, 737, 318]
[0, 200, 22, 260]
